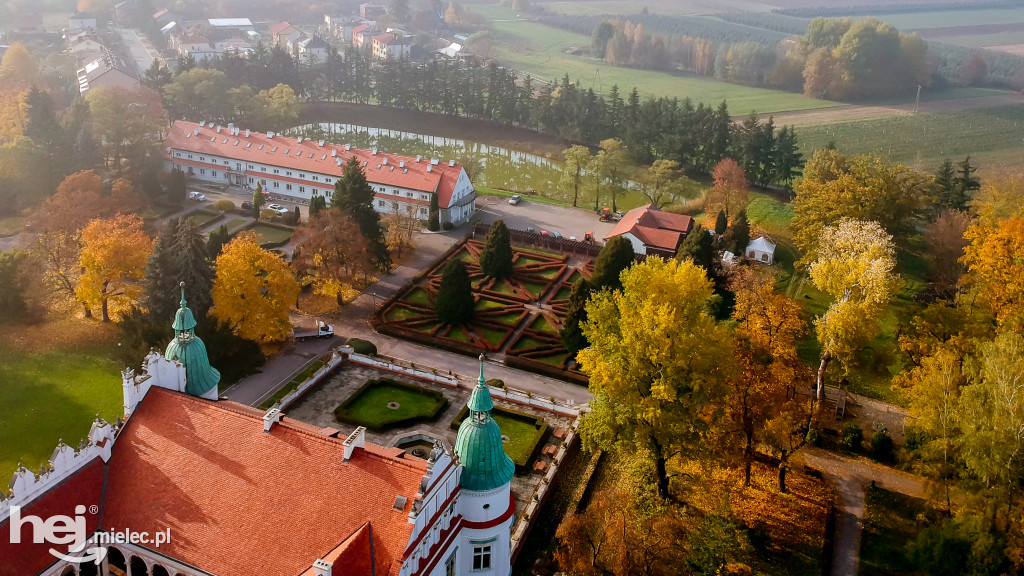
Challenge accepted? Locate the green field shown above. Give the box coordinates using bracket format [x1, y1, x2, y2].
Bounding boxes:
[474, 5, 841, 113]
[539, 0, 776, 16]
[798, 105, 1024, 170]
[0, 215, 24, 237]
[247, 223, 294, 247]
[0, 343, 123, 483]
[927, 31, 1024, 48]
[877, 7, 1024, 30]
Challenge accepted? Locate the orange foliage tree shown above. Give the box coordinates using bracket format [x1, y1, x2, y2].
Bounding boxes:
[291, 209, 375, 305]
[961, 216, 1024, 329]
[706, 158, 749, 222]
[76, 214, 153, 322]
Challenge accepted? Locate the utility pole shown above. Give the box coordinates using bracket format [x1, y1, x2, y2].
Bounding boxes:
[912, 84, 922, 114]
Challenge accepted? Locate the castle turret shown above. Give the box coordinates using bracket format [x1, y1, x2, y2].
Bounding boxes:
[454, 356, 515, 491]
[164, 282, 220, 399]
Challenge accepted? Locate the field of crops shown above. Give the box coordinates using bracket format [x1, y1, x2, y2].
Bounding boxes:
[875, 7, 1024, 30]
[537, 0, 776, 16]
[475, 5, 840, 113]
[797, 105, 1024, 170]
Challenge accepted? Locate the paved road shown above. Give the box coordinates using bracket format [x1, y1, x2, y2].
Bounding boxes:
[221, 335, 340, 406]
[117, 27, 163, 75]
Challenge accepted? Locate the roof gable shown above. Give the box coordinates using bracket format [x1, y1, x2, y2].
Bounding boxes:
[605, 204, 693, 251]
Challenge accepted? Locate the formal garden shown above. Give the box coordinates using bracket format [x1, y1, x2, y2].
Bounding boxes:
[375, 228, 594, 377]
[333, 377, 449, 431]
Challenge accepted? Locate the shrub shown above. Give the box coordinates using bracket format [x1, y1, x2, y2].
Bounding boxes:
[871, 429, 895, 461]
[805, 428, 820, 446]
[259, 208, 277, 220]
[437, 259, 474, 325]
[485, 378, 505, 388]
[428, 192, 440, 231]
[842, 422, 864, 451]
[213, 199, 236, 211]
[442, 221, 454, 230]
[347, 338, 377, 355]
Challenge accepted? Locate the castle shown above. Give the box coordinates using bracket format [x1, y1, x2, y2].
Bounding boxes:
[1, 286, 515, 576]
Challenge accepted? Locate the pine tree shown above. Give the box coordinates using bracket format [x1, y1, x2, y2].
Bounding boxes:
[141, 168, 162, 198]
[560, 278, 591, 357]
[950, 156, 980, 211]
[207, 225, 229, 257]
[722, 210, 750, 254]
[252, 183, 266, 215]
[333, 157, 391, 271]
[292, 206, 301, 226]
[479, 220, 513, 279]
[774, 125, 804, 190]
[589, 235, 635, 291]
[171, 218, 215, 319]
[143, 219, 181, 322]
[933, 159, 957, 211]
[309, 195, 326, 216]
[436, 259, 474, 325]
[428, 191, 440, 231]
[24, 86, 66, 190]
[715, 210, 728, 235]
[677, 223, 714, 271]
[168, 167, 186, 204]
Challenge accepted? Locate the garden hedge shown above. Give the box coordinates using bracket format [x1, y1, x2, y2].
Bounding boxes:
[333, 378, 448, 431]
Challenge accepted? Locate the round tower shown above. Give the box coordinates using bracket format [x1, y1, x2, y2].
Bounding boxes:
[452, 355, 515, 575]
[164, 282, 221, 399]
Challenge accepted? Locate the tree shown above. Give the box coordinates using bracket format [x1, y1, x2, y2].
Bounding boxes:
[578, 258, 733, 499]
[30, 170, 106, 234]
[962, 217, 1024, 328]
[592, 139, 628, 213]
[383, 205, 418, 259]
[726, 268, 806, 485]
[77, 215, 153, 322]
[933, 159, 959, 212]
[85, 85, 167, 177]
[479, 220, 514, 280]
[390, 0, 411, 23]
[254, 84, 300, 130]
[427, 191, 440, 231]
[252, 183, 265, 215]
[906, 514, 1005, 576]
[953, 156, 981, 208]
[23, 86, 66, 191]
[589, 235, 635, 291]
[560, 279, 591, 357]
[207, 225, 230, 257]
[333, 157, 391, 271]
[706, 159, 749, 222]
[168, 167, 186, 203]
[714, 211, 728, 236]
[809, 219, 902, 407]
[640, 159, 690, 209]
[0, 42, 34, 84]
[30, 231, 84, 315]
[721, 210, 750, 255]
[924, 209, 970, 301]
[560, 145, 591, 208]
[143, 218, 216, 322]
[211, 231, 299, 343]
[676, 223, 714, 271]
[309, 195, 327, 217]
[436, 259, 474, 325]
[291, 210, 375, 305]
[970, 172, 1024, 226]
[0, 250, 28, 322]
[292, 206, 301, 226]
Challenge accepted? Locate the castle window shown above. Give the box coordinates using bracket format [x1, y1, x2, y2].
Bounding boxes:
[472, 545, 491, 570]
[445, 549, 457, 576]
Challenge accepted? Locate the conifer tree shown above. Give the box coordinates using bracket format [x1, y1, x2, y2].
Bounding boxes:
[333, 157, 391, 271]
[168, 167, 186, 204]
[589, 235, 635, 291]
[715, 210, 728, 235]
[252, 182, 265, 215]
[436, 259, 474, 325]
[950, 156, 980, 211]
[722, 210, 750, 255]
[143, 218, 215, 321]
[677, 223, 714, 271]
[428, 191, 440, 231]
[207, 224, 229, 257]
[292, 206, 301, 226]
[560, 279, 590, 356]
[933, 159, 957, 211]
[479, 220, 513, 279]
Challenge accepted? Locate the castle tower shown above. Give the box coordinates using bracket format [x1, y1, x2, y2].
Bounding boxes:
[451, 355, 515, 575]
[164, 282, 220, 399]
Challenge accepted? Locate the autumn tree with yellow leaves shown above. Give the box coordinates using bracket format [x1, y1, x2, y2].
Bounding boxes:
[961, 216, 1024, 330]
[578, 257, 733, 500]
[76, 215, 152, 322]
[212, 231, 299, 343]
[809, 219, 903, 410]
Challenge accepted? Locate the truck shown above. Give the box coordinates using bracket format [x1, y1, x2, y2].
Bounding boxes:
[293, 320, 334, 340]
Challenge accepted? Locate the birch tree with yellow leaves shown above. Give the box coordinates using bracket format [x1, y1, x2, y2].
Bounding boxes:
[578, 257, 733, 500]
[211, 232, 299, 343]
[809, 218, 902, 409]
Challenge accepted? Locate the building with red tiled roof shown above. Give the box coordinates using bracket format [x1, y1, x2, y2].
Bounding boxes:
[1, 292, 514, 576]
[605, 203, 694, 258]
[165, 121, 477, 226]
[372, 33, 411, 59]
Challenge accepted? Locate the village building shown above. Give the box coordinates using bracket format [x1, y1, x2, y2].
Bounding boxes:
[604, 203, 695, 258]
[360, 2, 388, 19]
[352, 24, 377, 50]
[165, 121, 477, 226]
[68, 12, 97, 30]
[0, 287, 516, 576]
[76, 54, 139, 95]
[373, 33, 411, 59]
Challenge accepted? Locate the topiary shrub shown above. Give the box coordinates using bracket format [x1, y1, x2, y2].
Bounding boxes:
[871, 429, 895, 461]
[213, 199, 236, 211]
[442, 221, 454, 231]
[347, 338, 377, 355]
[842, 422, 864, 451]
[485, 378, 505, 389]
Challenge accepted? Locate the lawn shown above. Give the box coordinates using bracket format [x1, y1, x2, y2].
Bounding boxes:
[246, 223, 294, 247]
[798, 105, 1024, 171]
[474, 4, 840, 113]
[477, 186, 571, 207]
[0, 215, 25, 237]
[746, 191, 794, 236]
[221, 218, 248, 232]
[452, 405, 548, 467]
[860, 486, 937, 576]
[334, 379, 447, 430]
[187, 210, 222, 228]
[0, 343, 123, 482]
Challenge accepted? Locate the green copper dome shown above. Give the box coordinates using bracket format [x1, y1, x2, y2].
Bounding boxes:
[454, 356, 514, 491]
[165, 282, 220, 398]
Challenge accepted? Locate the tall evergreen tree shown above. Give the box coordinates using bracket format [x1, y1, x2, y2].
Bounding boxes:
[951, 156, 980, 211]
[479, 220, 514, 279]
[207, 224, 230, 257]
[309, 195, 327, 216]
[171, 218, 215, 319]
[436, 259, 474, 325]
[0, 250, 28, 322]
[774, 125, 804, 190]
[168, 167, 186, 204]
[589, 235, 635, 291]
[427, 191, 440, 231]
[560, 278, 590, 357]
[676, 223, 714, 271]
[722, 210, 750, 254]
[24, 86, 66, 190]
[715, 210, 728, 235]
[333, 157, 391, 271]
[252, 182, 266, 215]
[143, 219, 181, 322]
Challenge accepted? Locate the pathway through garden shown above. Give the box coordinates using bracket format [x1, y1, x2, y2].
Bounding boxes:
[496, 265, 575, 356]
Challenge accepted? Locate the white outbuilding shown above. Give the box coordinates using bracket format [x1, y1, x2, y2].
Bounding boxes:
[745, 235, 777, 265]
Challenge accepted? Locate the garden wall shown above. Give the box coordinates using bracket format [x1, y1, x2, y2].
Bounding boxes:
[472, 224, 603, 258]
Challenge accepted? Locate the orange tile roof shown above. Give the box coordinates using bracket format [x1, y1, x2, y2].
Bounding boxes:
[269, 21, 292, 35]
[165, 121, 467, 208]
[101, 387, 426, 576]
[606, 204, 694, 252]
[298, 522, 375, 576]
[0, 458, 106, 576]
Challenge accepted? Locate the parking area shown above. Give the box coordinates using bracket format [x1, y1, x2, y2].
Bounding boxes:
[473, 195, 618, 241]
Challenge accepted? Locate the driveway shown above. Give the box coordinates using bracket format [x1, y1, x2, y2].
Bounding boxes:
[475, 196, 619, 241]
[117, 27, 163, 74]
[221, 335, 340, 406]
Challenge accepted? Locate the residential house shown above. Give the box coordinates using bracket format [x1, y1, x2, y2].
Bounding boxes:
[605, 203, 695, 258]
[176, 34, 220, 62]
[76, 54, 140, 94]
[295, 36, 330, 63]
[269, 21, 300, 46]
[352, 24, 374, 50]
[372, 33, 410, 59]
[324, 14, 362, 41]
[360, 2, 387, 19]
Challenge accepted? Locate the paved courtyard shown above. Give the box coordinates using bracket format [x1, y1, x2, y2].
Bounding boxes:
[474, 195, 619, 240]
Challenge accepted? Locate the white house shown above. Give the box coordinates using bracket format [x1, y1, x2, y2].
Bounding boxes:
[295, 36, 330, 63]
[745, 235, 777, 265]
[373, 33, 411, 59]
[605, 204, 695, 258]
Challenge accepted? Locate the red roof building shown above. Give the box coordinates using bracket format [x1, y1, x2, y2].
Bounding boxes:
[165, 121, 478, 226]
[605, 203, 694, 257]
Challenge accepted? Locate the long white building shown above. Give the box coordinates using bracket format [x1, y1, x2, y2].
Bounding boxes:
[164, 121, 478, 226]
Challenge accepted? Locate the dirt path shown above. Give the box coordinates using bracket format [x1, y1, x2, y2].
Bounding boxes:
[769, 92, 1024, 127]
[797, 447, 932, 576]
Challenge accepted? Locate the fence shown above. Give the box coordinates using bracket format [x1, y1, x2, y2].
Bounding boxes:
[473, 224, 604, 258]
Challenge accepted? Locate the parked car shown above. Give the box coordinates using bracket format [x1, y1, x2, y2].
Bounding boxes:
[188, 191, 206, 201]
[241, 201, 253, 210]
[508, 194, 522, 205]
[552, 232, 563, 239]
[267, 203, 289, 215]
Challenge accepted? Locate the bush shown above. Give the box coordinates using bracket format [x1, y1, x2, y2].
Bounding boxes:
[871, 429, 895, 461]
[259, 209, 277, 220]
[842, 422, 864, 451]
[805, 428, 820, 446]
[485, 378, 505, 388]
[906, 514, 1006, 576]
[347, 338, 377, 355]
[213, 199, 236, 211]
[903, 425, 929, 451]
[442, 221, 454, 231]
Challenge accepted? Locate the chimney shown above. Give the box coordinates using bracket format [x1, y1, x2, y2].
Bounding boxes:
[216, 125, 222, 133]
[372, 149, 378, 155]
[342, 426, 366, 462]
[268, 132, 274, 139]
[382, 157, 388, 165]
[416, 155, 422, 162]
[298, 137, 304, 143]
[345, 144, 351, 151]
[245, 129, 250, 137]
[399, 160, 405, 168]
[263, 408, 283, 432]
[193, 128, 199, 136]
[318, 140, 325, 147]
[313, 559, 332, 576]
[331, 149, 337, 157]
[228, 123, 234, 131]
[200, 120, 206, 127]
[449, 160, 455, 167]
[427, 165, 432, 173]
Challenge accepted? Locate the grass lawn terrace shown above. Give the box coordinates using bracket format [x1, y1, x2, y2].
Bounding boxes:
[247, 223, 293, 247]
[335, 379, 447, 431]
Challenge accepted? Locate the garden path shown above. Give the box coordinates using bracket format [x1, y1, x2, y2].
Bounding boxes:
[496, 265, 574, 356]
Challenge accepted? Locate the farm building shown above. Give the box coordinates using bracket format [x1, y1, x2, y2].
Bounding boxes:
[605, 204, 695, 258]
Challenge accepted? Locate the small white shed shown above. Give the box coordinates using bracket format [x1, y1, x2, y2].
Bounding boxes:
[745, 236, 777, 265]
